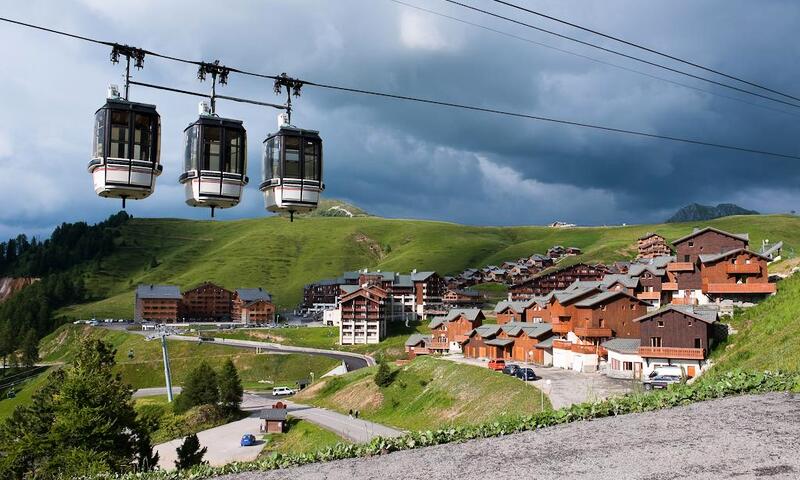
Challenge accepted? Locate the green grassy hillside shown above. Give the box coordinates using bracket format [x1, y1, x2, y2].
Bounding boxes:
[60, 214, 799, 317]
[39, 325, 339, 390]
[712, 273, 800, 373]
[294, 356, 551, 431]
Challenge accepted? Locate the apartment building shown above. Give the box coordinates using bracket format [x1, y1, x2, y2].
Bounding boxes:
[134, 284, 182, 322]
[232, 288, 275, 324]
[339, 285, 389, 345]
[637, 232, 672, 259]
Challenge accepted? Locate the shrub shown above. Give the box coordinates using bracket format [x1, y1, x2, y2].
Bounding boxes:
[374, 362, 393, 388]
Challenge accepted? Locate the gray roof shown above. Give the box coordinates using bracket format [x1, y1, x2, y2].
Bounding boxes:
[471, 324, 502, 338]
[602, 274, 639, 289]
[411, 271, 436, 281]
[638, 232, 663, 240]
[136, 284, 182, 300]
[236, 288, 272, 302]
[485, 338, 515, 347]
[633, 304, 718, 324]
[698, 248, 771, 264]
[340, 285, 360, 295]
[394, 274, 414, 288]
[553, 286, 602, 305]
[672, 227, 749, 245]
[444, 308, 484, 322]
[535, 337, 554, 349]
[259, 408, 288, 421]
[494, 299, 533, 314]
[565, 280, 605, 291]
[601, 338, 642, 354]
[574, 290, 642, 308]
[760, 241, 783, 258]
[342, 271, 361, 280]
[627, 264, 666, 277]
[364, 271, 396, 281]
[405, 334, 431, 347]
[502, 322, 552, 339]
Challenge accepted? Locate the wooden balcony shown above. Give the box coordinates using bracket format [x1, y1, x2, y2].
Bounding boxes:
[428, 340, 449, 350]
[704, 283, 776, 294]
[637, 291, 662, 301]
[671, 296, 696, 305]
[638, 346, 705, 360]
[571, 343, 599, 355]
[726, 264, 762, 274]
[662, 282, 678, 291]
[552, 339, 573, 350]
[573, 326, 612, 338]
[551, 323, 571, 334]
[667, 262, 695, 272]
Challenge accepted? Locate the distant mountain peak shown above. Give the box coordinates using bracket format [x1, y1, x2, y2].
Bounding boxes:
[666, 203, 759, 223]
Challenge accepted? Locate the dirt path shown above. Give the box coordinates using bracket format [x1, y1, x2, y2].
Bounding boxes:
[217, 392, 800, 480]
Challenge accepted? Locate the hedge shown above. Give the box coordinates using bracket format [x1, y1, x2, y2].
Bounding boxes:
[97, 370, 800, 480]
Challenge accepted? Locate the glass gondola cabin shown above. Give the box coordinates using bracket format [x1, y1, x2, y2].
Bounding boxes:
[180, 112, 248, 211]
[260, 123, 323, 214]
[89, 94, 162, 202]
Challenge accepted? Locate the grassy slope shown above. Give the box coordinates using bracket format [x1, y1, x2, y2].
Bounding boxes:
[60, 214, 800, 316]
[294, 356, 551, 431]
[259, 419, 349, 456]
[0, 368, 53, 421]
[712, 273, 800, 373]
[39, 325, 339, 390]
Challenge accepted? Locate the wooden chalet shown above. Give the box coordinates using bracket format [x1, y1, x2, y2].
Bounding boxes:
[509, 263, 611, 300]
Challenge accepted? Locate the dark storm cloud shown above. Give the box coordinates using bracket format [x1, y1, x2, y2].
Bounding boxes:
[0, 0, 798, 238]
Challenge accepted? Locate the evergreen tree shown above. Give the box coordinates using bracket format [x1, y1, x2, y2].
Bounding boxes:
[374, 360, 394, 387]
[217, 358, 243, 413]
[174, 433, 207, 470]
[175, 361, 219, 412]
[20, 329, 39, 368]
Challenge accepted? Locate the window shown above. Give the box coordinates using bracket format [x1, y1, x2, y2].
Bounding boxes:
[688, 241, 694, 247]
[184, 126, 198, 171]
[133, 114, 152, 161]
[284, 136, 301, 178]
[599, 318, 605, 328]
[694, 338, 702, 349]
[109, 110, 130, 158]
[657, 320, 664, 328]
[94, 110, 105, 158]
[202, 126, 222, 171]
[623, 361, 633, 371]
[683, 255, 690, 262]
[303, 139, 319, 180]
[650, 337, 662, 347]
[224, 128, 245, 174]
[687, 320, 693, 327]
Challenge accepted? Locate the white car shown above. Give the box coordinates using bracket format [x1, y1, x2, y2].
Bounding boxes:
[272, 386, 295, 396]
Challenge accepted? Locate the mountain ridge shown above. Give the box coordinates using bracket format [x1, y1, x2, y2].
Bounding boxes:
[666, 203, 759, 223]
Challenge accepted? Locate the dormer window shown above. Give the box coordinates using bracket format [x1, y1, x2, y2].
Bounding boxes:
[688, 241, 694, 247]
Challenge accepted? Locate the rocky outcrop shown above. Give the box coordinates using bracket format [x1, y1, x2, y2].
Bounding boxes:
[0, 277, 38, 303]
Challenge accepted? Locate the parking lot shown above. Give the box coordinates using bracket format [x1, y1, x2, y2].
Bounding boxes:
[442, 355, 635, 409]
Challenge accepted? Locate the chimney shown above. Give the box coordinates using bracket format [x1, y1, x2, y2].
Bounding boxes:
[412, 269, 417, 275]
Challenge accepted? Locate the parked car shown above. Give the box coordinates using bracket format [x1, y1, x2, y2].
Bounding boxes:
[502, 364, 520, 376]
[643, 375, 681, 390]
[240, 433, 256, 447]
[649, 366, 683, 378]
[272, 386, 296, 396]
[515, 367, 537, 381]
[487, 359, 506, 371]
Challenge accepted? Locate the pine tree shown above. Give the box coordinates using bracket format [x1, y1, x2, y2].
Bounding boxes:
[174, 361, 219, 412]
[217, 359, 243, 413]
[174, 434, 207, 470]
[21, 329, 39, 368]
[374, 360, 394, 387]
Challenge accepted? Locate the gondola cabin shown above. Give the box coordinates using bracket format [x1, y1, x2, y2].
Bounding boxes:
[88, 86, 162, 205]
[180, 103, 248, 214]
[260, 114, 323, 216]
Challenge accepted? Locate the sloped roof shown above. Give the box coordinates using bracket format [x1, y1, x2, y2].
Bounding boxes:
[411, 271, 436, 281]
[340, 285, 360, 295]
[394, 274, 414, 288]
[672, 227, 749, 245]
[574, 290, 646, 308]
[136, 284, 182, 300]
[535, 337, 554, 349]
[342, 271, 361, 280]
[405, 334, 431, 347]
[638, 232, 663, 240]
[445, 308, 484, 322]
[235, 288, 272, 303]
[601, 338, 642, 354]
[485, 338, 515, 347]
[760, 241, 783, 258]
[602, 274, 639, 289]
[470, 324, 503, 338]
[633, 304, 718, 324]
[698, 248, 771, 264]
[429, 316, 447, 329]
[260, 409, 288, 421]
[494, 299, 534, 314]
[502, 322, 552, 339]
[553, 285, 603, 305]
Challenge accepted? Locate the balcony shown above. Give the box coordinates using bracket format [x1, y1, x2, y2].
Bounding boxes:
[667, 262, 695, 272]
[638, 346, 705, 360]
[571, 343, 599, 355]
[573, 326, 612, 338]
[704, 283, 776, 294]
[551, 323, 571, 334]
[662, 282, 678, 291]
[429, 340, 449, 350]
[637, 291, 662, 301]
[726, 264, 761, 274]
[671, 296, 696, 305]
[552, 339, 573, 350]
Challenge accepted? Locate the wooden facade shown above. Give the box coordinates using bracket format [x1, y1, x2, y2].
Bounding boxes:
[182, 282, 234, 321]
[510, 263, 611, 300]
[637, 233, 672, 259]
[634, 307, 713, 355]
[134, 284, 182, 323]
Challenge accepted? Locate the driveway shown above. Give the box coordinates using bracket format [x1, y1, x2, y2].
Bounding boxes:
[442, 355, 633, 409]
[280, 400, 403, 443]
[216, 392, 800, 480]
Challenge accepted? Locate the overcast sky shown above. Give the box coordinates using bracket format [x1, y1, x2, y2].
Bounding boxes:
[1, 0, 798, 239]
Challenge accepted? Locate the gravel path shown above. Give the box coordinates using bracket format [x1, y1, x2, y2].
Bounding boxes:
[217, 392, 800, 480]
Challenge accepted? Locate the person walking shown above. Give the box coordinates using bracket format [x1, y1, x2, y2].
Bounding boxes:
[348, 409, 353, 419]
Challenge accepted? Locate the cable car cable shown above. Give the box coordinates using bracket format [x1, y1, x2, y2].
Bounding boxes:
[387, 0, 800, 119]
[487, 0, 800, 103]
[1, 15, 798, 160]
[437, 0, 800, 110]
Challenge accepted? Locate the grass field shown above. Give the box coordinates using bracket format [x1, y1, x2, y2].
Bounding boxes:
[58, 214, 800, 317]
[39, 325, 339, 390]
[0, 368, 53, 421]
[294, 356, 551, 431]
[711, 273, 800, 373]
[259, 418, 349, 457]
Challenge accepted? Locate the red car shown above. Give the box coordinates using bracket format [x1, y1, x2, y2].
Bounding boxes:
[488, 359, 506, 371]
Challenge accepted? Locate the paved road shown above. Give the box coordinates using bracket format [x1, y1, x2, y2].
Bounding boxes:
[443, 355, 633, 409]
[147, 391, 400, 469]
[217, 392, 800, 480]
[117, 326, 373, 371]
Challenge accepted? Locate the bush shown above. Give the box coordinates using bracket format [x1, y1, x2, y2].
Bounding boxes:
[374, 362, 393, 388]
